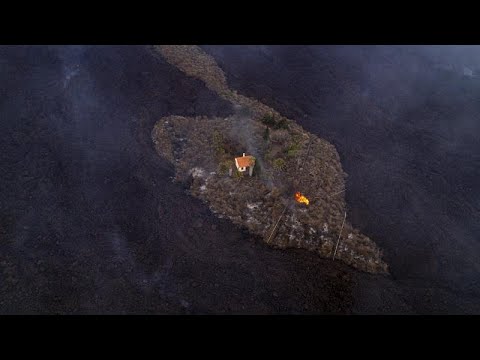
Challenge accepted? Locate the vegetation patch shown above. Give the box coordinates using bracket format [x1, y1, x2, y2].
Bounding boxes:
[152, 45, 388, 274]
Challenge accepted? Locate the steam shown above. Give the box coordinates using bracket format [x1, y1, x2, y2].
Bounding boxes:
[63, 64, 80, 88]
[227, 104, 273, 186]
[228, 104, 257, 155]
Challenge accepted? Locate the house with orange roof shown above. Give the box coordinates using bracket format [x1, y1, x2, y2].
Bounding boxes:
[234, 153, 255, 176]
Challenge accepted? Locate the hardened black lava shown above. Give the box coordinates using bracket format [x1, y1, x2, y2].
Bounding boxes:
[0, 45, 362, 314]
[201, 45, 480, 314]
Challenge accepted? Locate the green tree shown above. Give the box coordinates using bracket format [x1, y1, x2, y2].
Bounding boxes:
[261, 113, 276, 127]
[273, 117, 289, 130]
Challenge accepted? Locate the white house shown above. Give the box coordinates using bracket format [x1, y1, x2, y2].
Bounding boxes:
[234, 153, 255, 176]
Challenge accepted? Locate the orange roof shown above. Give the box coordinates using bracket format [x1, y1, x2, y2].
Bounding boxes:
[235, 155, 255, 168]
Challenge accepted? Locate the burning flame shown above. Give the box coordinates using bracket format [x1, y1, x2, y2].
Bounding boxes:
[295, 191, 309, 206]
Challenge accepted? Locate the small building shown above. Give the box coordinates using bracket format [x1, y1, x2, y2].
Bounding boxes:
[234, 153, 255, 176]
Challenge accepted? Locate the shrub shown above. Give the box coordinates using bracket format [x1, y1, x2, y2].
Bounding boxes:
[212, 130, 225, 156]
[212, 130, 223, 144]
[285, 142, 300, 157]
[273, 158, 286, 171]
[274, 117, 289, 130]
[287, 149, 298, 158]
[260, 114, 289, 130]
[261, 113, 277, 127]
[270, 130, 289, 144]
[233, 168, 243, 180]
[218, 160, 233, 175]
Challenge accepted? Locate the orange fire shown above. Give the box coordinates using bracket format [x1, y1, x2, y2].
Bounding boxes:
[295, 191, 309, 206]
